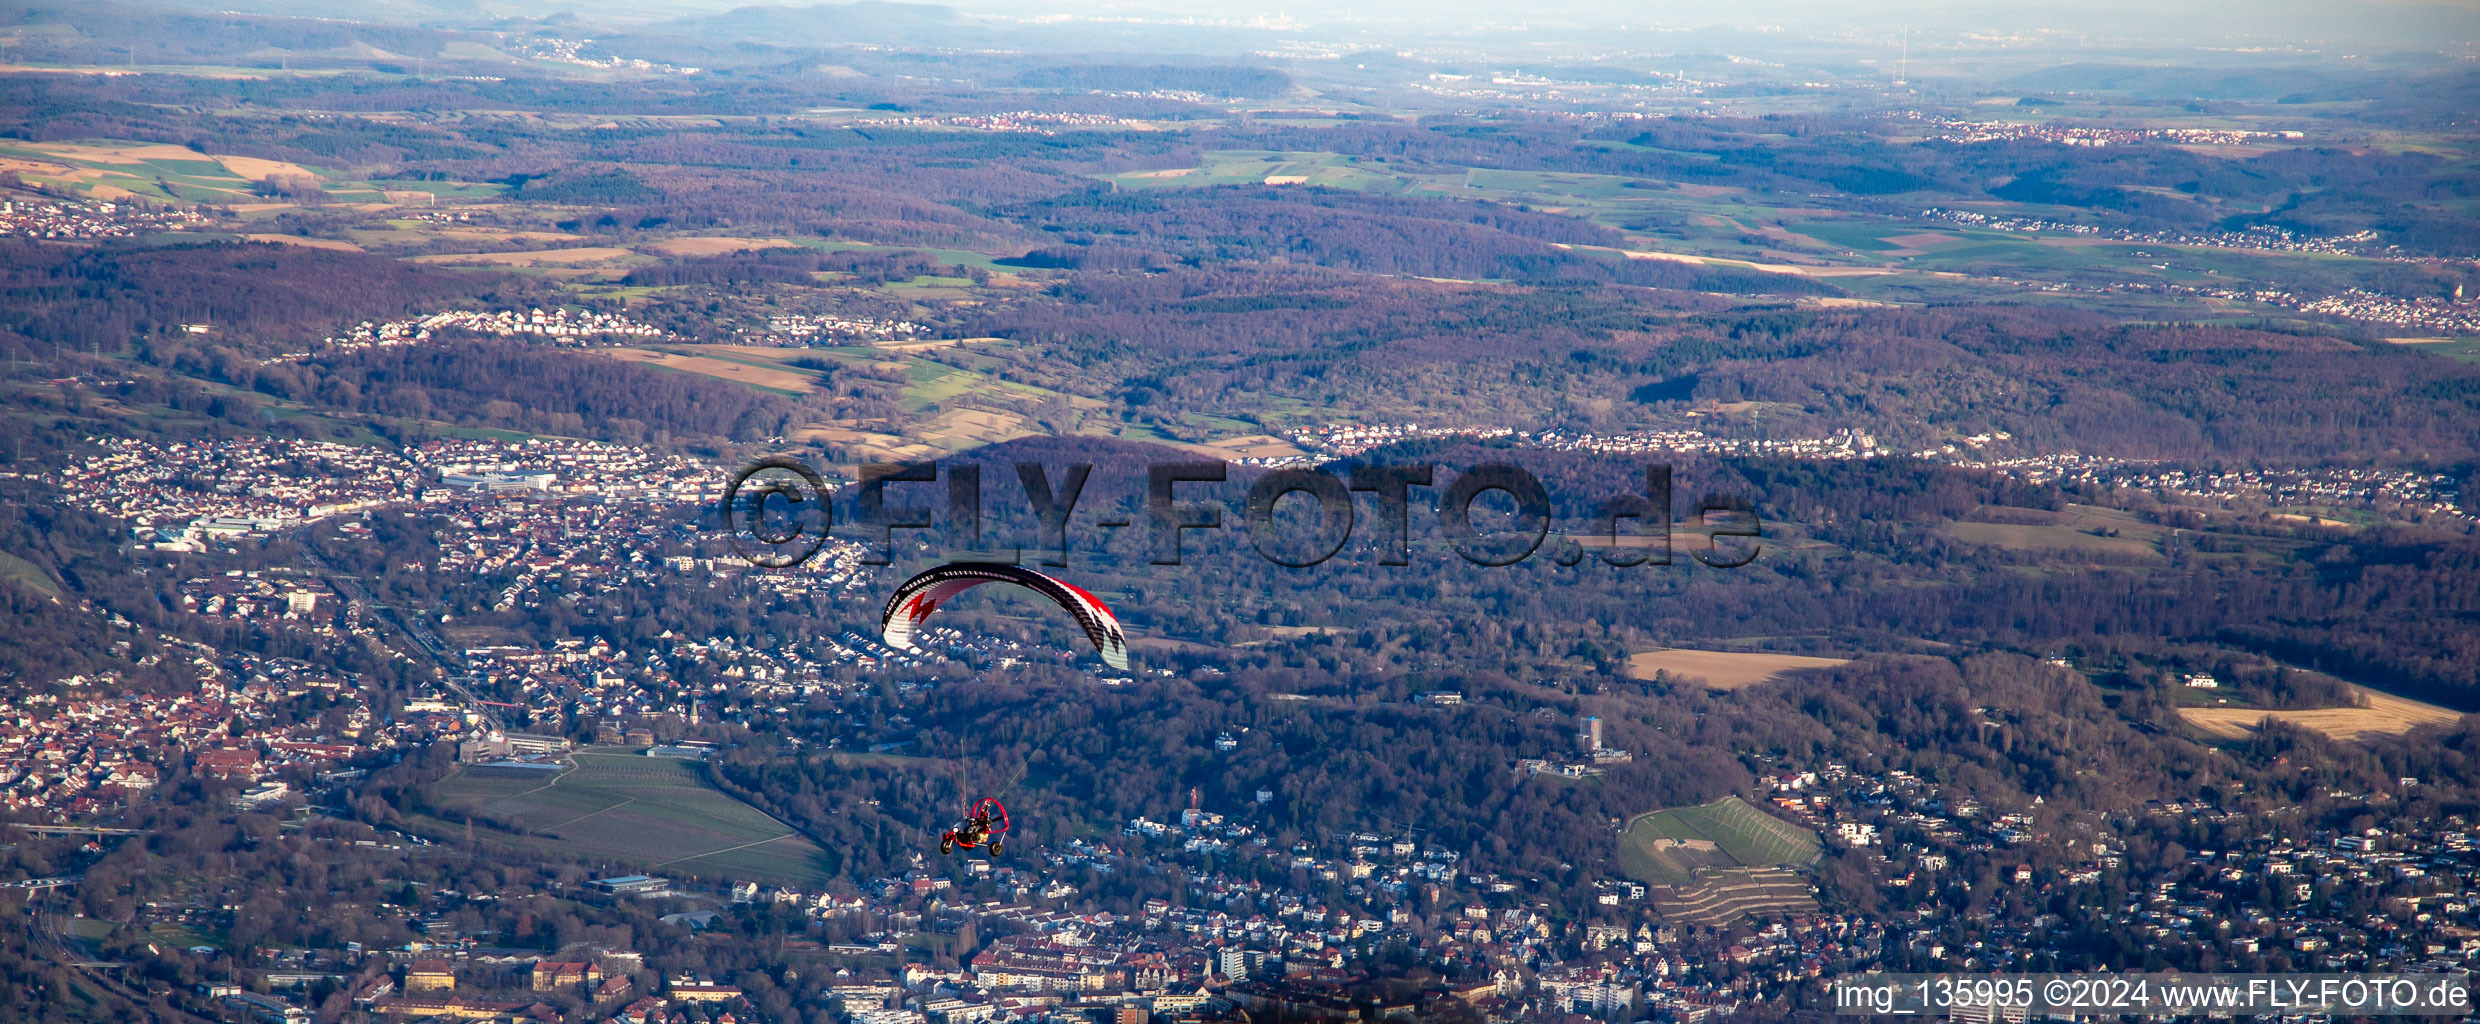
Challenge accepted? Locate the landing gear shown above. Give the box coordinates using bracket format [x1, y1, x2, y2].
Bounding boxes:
[935, 797, 1010, 857]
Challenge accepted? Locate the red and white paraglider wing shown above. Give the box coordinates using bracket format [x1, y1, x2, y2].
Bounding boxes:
[880, 563, 1130, 671]
[880, 572, 987, 654]
[1048, 578, 1130, 671]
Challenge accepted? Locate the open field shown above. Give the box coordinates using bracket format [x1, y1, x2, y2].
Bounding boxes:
[792, 408, 1042, 462]
[0, 141, 251, 200]
[0, 139, 399, 203]
[1263, 625, 1344, 638]
[1625, 648, 1850, 690]
[406, 225, 584, 243]
[597, 347, 822, 394]
[640, 236, 801, 256]
[238, 233, 365, 251]
[892, 353, 1101, 414]
[410, 246, 638, 267]
[1555, 241, 1871, 278]
[609, 343, 1094, 441]
[1948, 521, 2161, 557]
[215, 154, 317, 180]
[2179, 685, 2464, 743]
[366, 178, 512, 200]
[1619, 795, 1822, 888]
[45, 142, 216, 164]
[1200, 435, 1311, 461]
[1107, 151, 1410, 192]
[872, 336, 1004, 354]
[910, 407, 1036, 449]
[1945, 504, 2165, 558]
[0, 157, 77, 176]
[424, 750, 833, 887]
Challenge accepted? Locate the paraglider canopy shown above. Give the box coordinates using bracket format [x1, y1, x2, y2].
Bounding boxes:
[881, 562, 1129, 671]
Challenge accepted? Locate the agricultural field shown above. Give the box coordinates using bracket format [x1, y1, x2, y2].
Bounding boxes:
[2179, 685, 2465, 744]
[1625, 648, 1851, 691]
[1199, 434, 1311, 461]
[1891, 233, 2399, 295]
[797, 407, 1045, 462]
[1944, 504, 2165, 559]
[599, 346, 826, 396]
[639, 236, 803, 257]
[1617, 795, 1822, 887]
[1108, 151, 1413, 192]
[0, 139, 389, 203]
[589, 340, 1124, 459]
[408, 246, 643, 269]
[2388, 336, 2480, 362]
[422, 750, 834, 888]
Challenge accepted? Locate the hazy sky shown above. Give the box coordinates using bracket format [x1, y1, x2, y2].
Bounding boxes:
[144, 0, 2480, 50]
[937, 0, 2480, 47]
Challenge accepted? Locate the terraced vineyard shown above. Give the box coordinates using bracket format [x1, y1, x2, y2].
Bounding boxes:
[1617, 795, 1823, 887]
[1650, 866, 1819, 927]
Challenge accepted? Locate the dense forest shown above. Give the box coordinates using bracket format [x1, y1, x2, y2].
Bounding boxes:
[237, 340, 834, 444]
[1003, 186, 1840, 293]
[943, 266, 2480, 458]
[0, 240, 517, 359]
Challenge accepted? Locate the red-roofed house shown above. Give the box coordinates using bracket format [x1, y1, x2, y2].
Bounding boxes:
[193, 747, 262, 779]
[532, 960, 601, 991]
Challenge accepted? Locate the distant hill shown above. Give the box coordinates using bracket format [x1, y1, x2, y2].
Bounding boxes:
[644, 1, 1281, 56]
[3, 1, 458, 63]
[652, 1, 977, 49]
[1998, 62, 2370, 103]
[66, 0, 749, 29]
